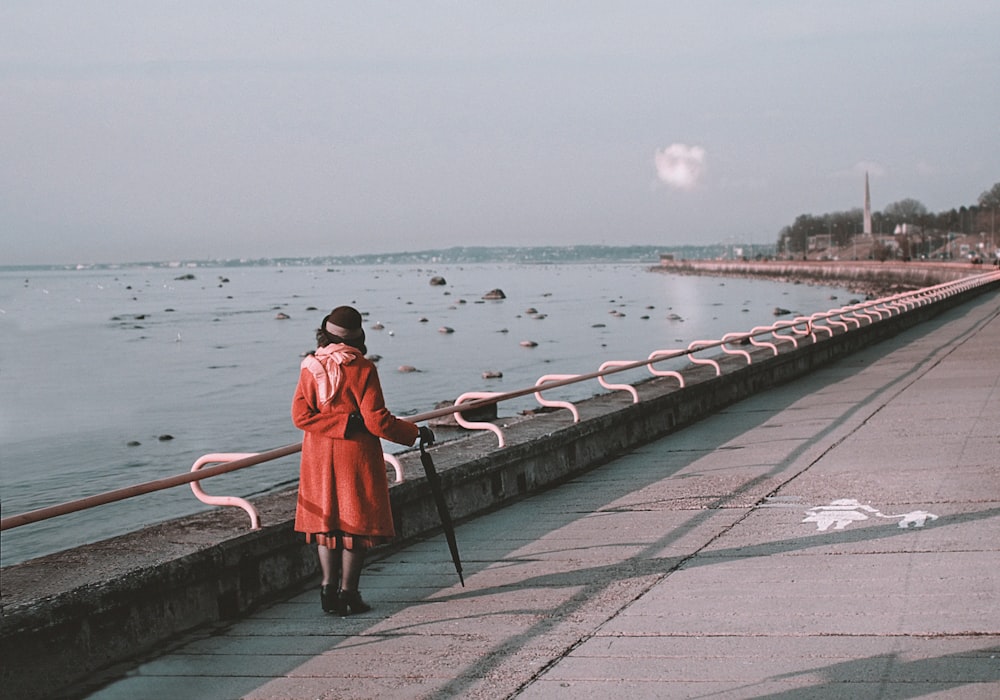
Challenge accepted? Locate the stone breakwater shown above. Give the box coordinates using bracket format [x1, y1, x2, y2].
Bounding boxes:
[654, 259, 981, 298]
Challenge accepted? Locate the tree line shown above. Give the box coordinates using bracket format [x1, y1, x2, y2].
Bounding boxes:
[777, 182, 1000, 256]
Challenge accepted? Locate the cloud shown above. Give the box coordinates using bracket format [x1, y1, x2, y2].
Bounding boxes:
[831, 161, 887, 180]
[852, 161, 887, 178]
[654, 143, 706, 190]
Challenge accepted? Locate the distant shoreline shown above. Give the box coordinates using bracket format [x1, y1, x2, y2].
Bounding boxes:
[0, 244, 774, 273]
[652, 259, 986, 298]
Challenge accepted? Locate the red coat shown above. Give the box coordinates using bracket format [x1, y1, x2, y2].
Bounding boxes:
[291, 352, 418, 539]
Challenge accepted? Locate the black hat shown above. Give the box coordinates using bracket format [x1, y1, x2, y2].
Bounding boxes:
[325, 305, 364, 340]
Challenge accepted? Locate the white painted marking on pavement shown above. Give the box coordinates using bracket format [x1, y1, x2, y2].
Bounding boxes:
[801, 498, 938, 531]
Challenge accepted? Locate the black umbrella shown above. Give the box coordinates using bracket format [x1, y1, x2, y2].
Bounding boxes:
[419, 439, 465, 586]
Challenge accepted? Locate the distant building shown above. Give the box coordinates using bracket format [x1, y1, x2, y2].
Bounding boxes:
[879, 235, 900, 252]
[807, 233, 832, 251]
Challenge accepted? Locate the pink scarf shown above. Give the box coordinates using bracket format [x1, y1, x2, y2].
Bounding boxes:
[300, 343, 363, 405]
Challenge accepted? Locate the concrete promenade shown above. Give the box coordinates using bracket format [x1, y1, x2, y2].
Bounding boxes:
[79, 292, 999, 699]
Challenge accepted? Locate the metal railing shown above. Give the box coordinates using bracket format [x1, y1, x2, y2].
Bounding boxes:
[3, 270, 997, 533]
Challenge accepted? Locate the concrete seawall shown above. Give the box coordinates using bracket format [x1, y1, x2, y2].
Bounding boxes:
[655, 258, 986, 297]
[2, 273, 997, 700]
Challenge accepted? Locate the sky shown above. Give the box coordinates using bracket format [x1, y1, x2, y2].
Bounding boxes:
[2, 1, 998, 266]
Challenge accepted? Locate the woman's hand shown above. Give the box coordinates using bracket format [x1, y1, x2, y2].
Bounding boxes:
[418, 425, 435, 446]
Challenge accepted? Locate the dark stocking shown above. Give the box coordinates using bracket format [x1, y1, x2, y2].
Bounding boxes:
[340, 546, 366, 592]
[317, 544, 340, 586]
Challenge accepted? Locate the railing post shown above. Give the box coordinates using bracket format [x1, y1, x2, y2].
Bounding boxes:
[647, 350, 686, 386]
[190, 453, 262, 529]
[454, 392, 506, 446]
[598, 361, 641, 403]
[534, 375, 581, 422]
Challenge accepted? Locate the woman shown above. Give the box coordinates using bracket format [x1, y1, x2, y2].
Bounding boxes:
[292, 305, 433, 616]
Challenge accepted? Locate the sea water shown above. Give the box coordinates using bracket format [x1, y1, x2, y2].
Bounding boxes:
[0, 262, 852, 565]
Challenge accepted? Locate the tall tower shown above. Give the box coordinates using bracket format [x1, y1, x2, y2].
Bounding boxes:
[863, 171, 873, 236]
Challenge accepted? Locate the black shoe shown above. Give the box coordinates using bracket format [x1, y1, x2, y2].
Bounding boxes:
[320, 584, 337, 613]
[337, 589, 371, 617]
